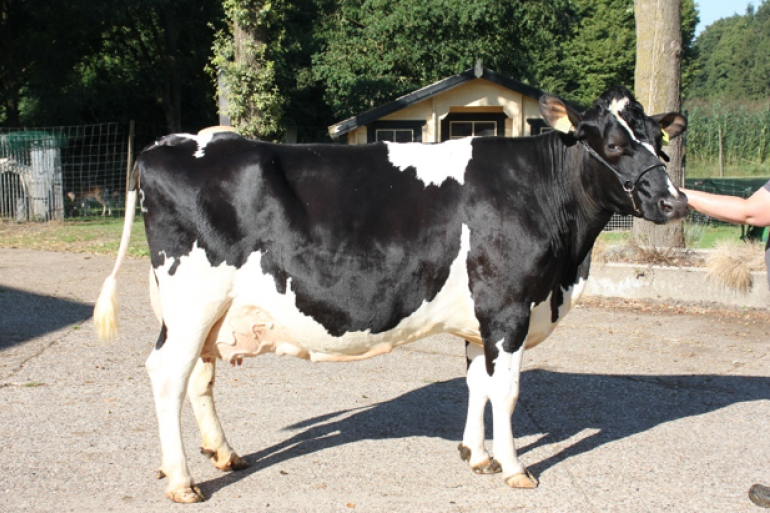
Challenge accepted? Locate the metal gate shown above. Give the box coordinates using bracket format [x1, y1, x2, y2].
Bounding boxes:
[0, 131, 64, 221]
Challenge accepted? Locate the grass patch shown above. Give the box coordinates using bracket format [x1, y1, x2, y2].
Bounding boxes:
[597, 223, 747, 249]
[0, 216, 148, 258]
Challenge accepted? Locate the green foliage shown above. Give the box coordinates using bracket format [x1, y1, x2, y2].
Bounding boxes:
[687, 0, 770, 101]
[211, 0, 282, 137]
[685, 102, 770, 177]
[311, 0, 575, 120]
[0, 0, 106, 126]
[308, 0, 699, 118]
[680, 0, 700, 94]
[549, 0, 635, 107]
[211, 0, 332, 139]
[2, 0, 223, 132]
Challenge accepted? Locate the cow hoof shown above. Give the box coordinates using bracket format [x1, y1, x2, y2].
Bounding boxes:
[458, 443, 502, 474]
[201, 447, 250, 471]
[222, 453, 250, 471]
[505, 470, 539, 489]
[472, 458, 502, 474]
[156, 469, 166, 480]
[167, 486, 205, 503]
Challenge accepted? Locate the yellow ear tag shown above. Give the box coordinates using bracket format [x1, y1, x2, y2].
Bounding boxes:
[661, 129, 670, 146]
[553, 116, 573, 134]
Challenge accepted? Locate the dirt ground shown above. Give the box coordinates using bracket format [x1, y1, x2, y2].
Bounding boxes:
[1, 248, 769, 513]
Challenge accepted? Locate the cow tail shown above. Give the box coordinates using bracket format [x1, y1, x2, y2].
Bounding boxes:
[94, 163, 140, 341]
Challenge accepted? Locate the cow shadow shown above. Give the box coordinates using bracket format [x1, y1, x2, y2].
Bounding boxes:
[0, 285, 93, 350]
[199, 370, 770, 498]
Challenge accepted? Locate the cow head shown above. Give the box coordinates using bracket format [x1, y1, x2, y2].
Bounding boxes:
[539, 86, 688, 224]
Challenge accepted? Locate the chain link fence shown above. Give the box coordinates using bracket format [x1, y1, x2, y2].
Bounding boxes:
[0, 122, 164, 221]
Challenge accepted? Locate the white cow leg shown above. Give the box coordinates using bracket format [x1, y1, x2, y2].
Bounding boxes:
[146, 327, 208, 503]
[488, 340, 538, 488]
[187, 358, 249, 472]
[459, 343, 501, 474]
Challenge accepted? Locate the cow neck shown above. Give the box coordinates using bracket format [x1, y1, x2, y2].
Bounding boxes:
[545, 134, 612, 264]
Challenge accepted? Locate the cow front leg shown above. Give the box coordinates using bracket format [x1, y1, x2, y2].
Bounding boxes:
[460, 339, 536, 487]
[187, 358, 249, 472]
[146, 326, 208, 503]
[487, 338, 538, 488]
[459, 342, 502, 474]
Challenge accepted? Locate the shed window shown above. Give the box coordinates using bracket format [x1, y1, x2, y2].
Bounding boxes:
[367, 121, 426, 143]
[441, 112, 507, 142]
[449, 121, 497, 139]
[376, 129, 414, 143]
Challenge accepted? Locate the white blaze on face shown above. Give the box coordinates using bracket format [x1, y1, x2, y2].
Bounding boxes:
[608, 97, 680, 198]
[667, 177, 679, 198]
[608, 97, 657, 157]
[385, 138, 473, 187]
[177, 133, 215, 159]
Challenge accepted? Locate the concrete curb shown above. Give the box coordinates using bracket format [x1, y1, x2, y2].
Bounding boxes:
[585, 261, 770, 308]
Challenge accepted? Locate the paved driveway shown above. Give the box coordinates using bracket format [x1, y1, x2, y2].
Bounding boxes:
[1, 248, 769, 512]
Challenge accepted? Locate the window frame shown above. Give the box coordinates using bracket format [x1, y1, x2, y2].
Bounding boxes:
[440, 112, 508, 142]
[367, 121, 426, 143]
[448, 120, 498, 139]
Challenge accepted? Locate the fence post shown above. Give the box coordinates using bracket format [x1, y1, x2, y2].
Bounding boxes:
[718, 127, 724, 177]
[125, 120, 135, 212]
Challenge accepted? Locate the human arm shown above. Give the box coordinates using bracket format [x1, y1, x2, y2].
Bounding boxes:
[680, 186, 770, 227]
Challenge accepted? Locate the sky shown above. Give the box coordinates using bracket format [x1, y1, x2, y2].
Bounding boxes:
[695, 0, 757, 35]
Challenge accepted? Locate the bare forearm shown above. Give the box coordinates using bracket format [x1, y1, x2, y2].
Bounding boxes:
[681, 187, 770, 227]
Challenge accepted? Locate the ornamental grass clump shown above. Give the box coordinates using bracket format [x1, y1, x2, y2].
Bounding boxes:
[706, 239, 765, 293]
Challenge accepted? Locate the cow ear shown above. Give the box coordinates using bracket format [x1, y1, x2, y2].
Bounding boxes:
[651, 112, 687, 140]
[539, 95, 582, 134]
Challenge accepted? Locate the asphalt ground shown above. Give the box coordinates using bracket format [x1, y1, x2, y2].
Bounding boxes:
[1, 248, 769, 513]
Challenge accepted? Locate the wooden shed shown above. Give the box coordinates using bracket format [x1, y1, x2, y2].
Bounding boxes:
[328, 62, 550, 144]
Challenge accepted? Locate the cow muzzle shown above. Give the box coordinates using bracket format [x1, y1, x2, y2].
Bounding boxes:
[658, 191, 689, 221]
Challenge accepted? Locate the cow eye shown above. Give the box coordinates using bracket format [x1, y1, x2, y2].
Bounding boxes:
[607, 143, 621, 153]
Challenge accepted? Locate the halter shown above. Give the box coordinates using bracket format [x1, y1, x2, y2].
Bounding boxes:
[579, 141, 666, 213]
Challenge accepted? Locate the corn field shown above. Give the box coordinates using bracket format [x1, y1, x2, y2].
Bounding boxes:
[686, 103, 770, 178]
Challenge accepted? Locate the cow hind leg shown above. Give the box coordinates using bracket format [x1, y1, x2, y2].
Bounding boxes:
[488, 340, 537, 488]
[187, 358, 249, 472]
[146, 323, 210, 503]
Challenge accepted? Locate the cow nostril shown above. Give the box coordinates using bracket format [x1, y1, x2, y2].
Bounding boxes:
[659, 198, 674, 214]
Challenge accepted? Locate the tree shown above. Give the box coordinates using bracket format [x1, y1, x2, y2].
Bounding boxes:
[97, 0, 224, 132]
[212, 0, 281, 138]
[687, 1, 770, 101]
[0, 0, 105, 126]
[680, 0, 699, 95]
[552, 0, 636, 107]
[312, 0, 574, 121]
[633, 0, 685, 248]
[1, 0, 222, 131]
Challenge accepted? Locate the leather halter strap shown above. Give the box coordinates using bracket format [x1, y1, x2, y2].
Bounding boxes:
[580, 141, 666, 213]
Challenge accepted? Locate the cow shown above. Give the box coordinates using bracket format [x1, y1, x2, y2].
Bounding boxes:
[94, 86, 688, 503]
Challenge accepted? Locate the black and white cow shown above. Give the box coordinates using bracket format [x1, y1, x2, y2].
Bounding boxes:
[95, 87, 688, 503]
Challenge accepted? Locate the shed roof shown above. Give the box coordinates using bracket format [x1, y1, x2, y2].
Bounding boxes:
[328, 62, 547, 139]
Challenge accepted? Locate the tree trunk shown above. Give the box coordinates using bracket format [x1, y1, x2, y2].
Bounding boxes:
[233, 17, 267, 134]
[633, 0, 685, 248]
